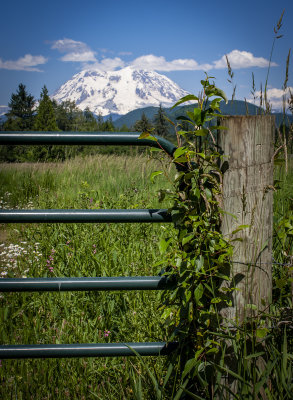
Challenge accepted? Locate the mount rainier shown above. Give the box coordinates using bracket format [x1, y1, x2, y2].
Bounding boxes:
[52, 66, 189, 116]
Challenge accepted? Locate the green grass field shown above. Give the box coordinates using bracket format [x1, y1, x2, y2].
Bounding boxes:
[0, 153, 177, 399]
[0, 154, 292, 399]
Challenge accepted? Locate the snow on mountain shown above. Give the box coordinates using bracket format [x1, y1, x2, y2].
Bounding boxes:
[0, 105, 9, 116]
[52, 66, 189, 116]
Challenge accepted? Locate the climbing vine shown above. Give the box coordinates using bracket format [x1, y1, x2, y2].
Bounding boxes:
[140, 75, 234, 397]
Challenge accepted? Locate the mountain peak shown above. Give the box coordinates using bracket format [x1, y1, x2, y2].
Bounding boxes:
[52, 67, 189, 116]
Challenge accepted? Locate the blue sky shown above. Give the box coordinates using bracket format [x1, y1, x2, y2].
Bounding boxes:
[0, 0, 292, 110]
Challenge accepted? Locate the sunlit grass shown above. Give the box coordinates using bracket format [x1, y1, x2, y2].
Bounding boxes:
[0, 153, 175, 399]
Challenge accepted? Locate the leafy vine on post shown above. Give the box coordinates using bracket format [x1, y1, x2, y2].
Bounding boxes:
[140, 75, 234, 398]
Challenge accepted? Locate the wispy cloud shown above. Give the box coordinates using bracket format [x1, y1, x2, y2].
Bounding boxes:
[130, 54, 211, 71]
[51, 38, 90, 53]
[51, 38, 97, 62]
[213, 50, 277, 69]
[0, 54, 48, 72]
[126, 51, 275, 72]
[118, 51, 133, 56]
[61, 51, 97, 62]
[50, 39, 277, 73]
[83, 57, 125, 71]
[247, 86, 293, 110]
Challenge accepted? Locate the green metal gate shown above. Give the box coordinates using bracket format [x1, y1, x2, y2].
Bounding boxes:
[0, 132, 178, 359]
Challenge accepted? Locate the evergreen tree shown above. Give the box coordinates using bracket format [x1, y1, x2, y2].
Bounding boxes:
[133, 112, 153, 132]
[4, 83, 35, 131]
[153, 104, 170, 138]
[119, 124, 129, 132]
[53, 100, 81, 131]
[102, 115, 115, 131]
[79, 107, 98, 131]
[97, 112, 104, 131]
[34, 86, 58, 131]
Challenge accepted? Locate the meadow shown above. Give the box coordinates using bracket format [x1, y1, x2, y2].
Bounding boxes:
[0, 151, 292, 399]
[0, 152, 177, 399]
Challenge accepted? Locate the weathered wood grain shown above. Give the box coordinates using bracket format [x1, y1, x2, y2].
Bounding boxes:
[218, 116, 274, 323]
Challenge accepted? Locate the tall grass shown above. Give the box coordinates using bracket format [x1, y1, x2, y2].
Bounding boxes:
[0, 153, 175, 399]
[0, 153, 292, 399]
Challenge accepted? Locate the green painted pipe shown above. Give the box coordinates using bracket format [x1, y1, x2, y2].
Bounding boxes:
[0, 132, 177, 157]
[0, 342, 178, 359]
[0, 209, 171, 223]
[0, 276, 175, 292]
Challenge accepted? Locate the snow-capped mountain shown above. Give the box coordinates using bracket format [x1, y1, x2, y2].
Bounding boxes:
[52, 66, 189, 116]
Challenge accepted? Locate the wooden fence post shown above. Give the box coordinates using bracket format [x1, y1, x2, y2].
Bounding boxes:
[218, 115, 275, 323]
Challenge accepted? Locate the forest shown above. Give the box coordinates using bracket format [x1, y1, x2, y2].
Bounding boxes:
[0, 83, 171, 162]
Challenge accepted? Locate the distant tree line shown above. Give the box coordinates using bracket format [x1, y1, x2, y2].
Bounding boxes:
[132, 105, 172, 139]
[0, 83, 173, 162]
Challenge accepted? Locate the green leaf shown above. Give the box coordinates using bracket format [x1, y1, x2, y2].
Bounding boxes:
[175, 115, 193, 123]
[173, 379, 189, 400]
[244, 351, 265, 360]
[175, 171, 185, 181]
[173, 146, 188, 159]
[173, 155, 189, 163]
[182, 358, 198, 379]
[195, 128, 209, 136]
[211, 297, 222, 304]
[205, 188, 212, 200]
[171, 94, 199, 109]
[193, 187, 200, 199]
[195, 255, 204, 271]
[182, 233, 194, 246]
[138, 131, 151, 139]
[276, 278, 287, 289]
[255, 328, 269, 338]
[194, 283, 204, 304]
[163, 363, 174, 387]
[212, 88, 228, 104]
[231, 224, 250, 235]
[159, 238, 172, 254]
[150, 170, 163, 183]
[177, 130, 188, 136]
[161, 308, 173, 320]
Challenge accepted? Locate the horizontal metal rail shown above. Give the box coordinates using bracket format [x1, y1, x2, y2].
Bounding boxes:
[0, 132, 177, 157]
[0, 132, 178, 360]
[0, 209, 171, 223]
[0, 342, 178, 359]
[0, 276, 175, 292]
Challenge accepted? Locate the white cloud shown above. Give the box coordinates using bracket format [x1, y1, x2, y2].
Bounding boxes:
[127, 51, 275, 72]
[51, 38, 97, 62]
[84, 57, 125, 71]
[0, 54, 48, 71]
[247, 86, 293, 110]
[51, 38, 89, 53]
[130, 54, 212, 71]
[213, 50, 277, 69]
[61, 51, 97, 62]
[50, 39, 277, 74]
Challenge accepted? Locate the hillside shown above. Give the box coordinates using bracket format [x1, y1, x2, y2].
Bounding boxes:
[114, 100, 293, 129]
